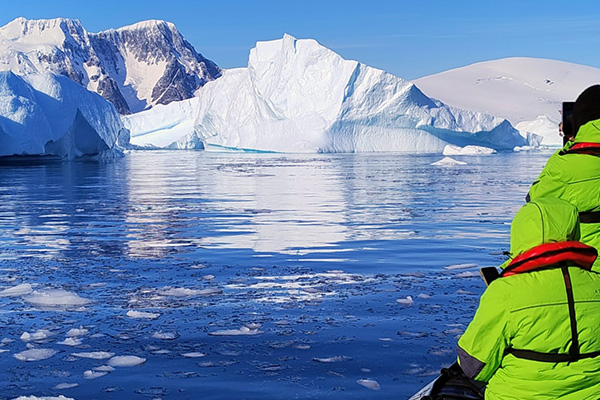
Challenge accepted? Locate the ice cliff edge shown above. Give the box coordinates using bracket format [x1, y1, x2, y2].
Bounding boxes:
[0, 71, 129, 159]
[125, 34, 527, 153]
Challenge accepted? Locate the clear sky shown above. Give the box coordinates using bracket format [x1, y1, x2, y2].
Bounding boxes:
[2, 0, 600, 80]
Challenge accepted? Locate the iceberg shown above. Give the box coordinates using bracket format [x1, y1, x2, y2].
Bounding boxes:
[0, 71, 128, 158]
[124, 34, 526, 153]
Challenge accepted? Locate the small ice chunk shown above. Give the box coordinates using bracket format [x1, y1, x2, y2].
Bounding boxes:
[417, 293, 431, 299]
[21, 329, 53, 342]
[152, 331, 179, 340]
[54, 383, 79, 389]
[203, 275, 215, 281]
[181, 352, 206, 358]
[454, 271, 480, 278]
[444, 263, 478, 270]
[443, 144, 496, 156]
[158, 287, 222, 297]
[396, 296, 414, 305]
[23, 290, 90, 308]
[0, 283, 32, 297]
[66, 327, 88, 337]
[126, 310, 160, 320]
[94, 365, 115, 372]
[357, 378, 381, 390]
[14, 348, 57, 362]
[83, 370, 108, 379]
[108, 355, 146, 367]
[208, 326, 263, 336]
[58, 337, 82, 346]
[431, 157, 467, 166]
[312, 356, 351, 363]
[72, 351, 114, 360]
[12, 396, 75, 400]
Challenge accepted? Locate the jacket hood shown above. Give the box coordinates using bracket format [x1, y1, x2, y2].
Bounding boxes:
[503, 198, 580, 269]
[573, 118, 600, 143]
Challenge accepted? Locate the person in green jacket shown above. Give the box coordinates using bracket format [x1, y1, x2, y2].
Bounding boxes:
[527, 85, 600, 272]
[457, 197, 600, 400]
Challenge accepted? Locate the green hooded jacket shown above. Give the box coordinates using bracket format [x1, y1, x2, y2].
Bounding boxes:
[527, 119, 600, 271]
[457, 198, 600, 400]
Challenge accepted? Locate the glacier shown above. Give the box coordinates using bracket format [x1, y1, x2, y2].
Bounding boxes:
[124, 34, 527, 153]
[0, 71, 128, 159]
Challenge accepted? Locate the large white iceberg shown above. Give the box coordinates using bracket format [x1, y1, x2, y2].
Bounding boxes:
[124, 34, 526, 153]
[0, 71, 128, 158]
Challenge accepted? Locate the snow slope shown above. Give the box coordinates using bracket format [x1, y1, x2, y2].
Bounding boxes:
[0, 71, 128, 158]
[124, 35, 526, 153]
[414, 58, 600, 146]
[0, 17, 221, 114]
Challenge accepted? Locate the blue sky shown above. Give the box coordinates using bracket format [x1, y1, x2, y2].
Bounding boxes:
[2, 0, 600, 79]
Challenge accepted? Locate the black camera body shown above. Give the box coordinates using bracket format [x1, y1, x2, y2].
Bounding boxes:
[562, 101, 575, 145]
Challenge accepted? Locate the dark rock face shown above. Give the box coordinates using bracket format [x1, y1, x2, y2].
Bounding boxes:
[0, 18, 222, 114]
[97, 76, 131, 115]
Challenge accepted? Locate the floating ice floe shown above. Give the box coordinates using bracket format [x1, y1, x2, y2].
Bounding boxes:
[357, 378, 381, 390]
[312, 355, 352, 363]
[14, 348, 57, 362]
[158, 287, 222, 297]
[20, 329, 54, 342]
[454, 271, 481, 278]
[444, 263, 478, 270]
[107, 355, 146, 367]
[208, 325, 263, 336]
[57, 337, 82, 346]
[396, 296, 414, 305]
[443, 144, 496, 156]
[431, 157, 467, 166]
[23, 289, 90, 309]
[66, 327, 88, 337]
[71, 351, 114, 360]
[12, 396, 75, 400]
[126, 310, 160, 320]
[83, 370, 108, 379]
[181, 352, 206, 358]
[0, 283, 33, 297]
[417, 293, 432, 299]
[53, 383, 79, 389]
[152, 331, 179, 340]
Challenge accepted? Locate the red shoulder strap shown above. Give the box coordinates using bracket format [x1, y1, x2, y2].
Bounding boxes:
[562, 142, 600, 155]
[503, 241, 598, 277]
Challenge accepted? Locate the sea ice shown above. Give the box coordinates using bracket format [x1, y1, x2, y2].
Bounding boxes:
[0, 283, 32, 297]
[152, 331, 179, 340]
[53, 383, 79, 390]
[444, 263, 478, 270]
[126, 310, 160, 319]
[357, 378, 381, 390]
[83, 370, 108, 379]
[208, 326, 263, 336]
[12, 396, 75, 400]
[443, 144, 496, 156]
[71, 351, 114, 359]
[66, 327, 88, 337]
[181, 352, 206, 358]
[107, 355, 146, 367]
[14, 348, 57, 361]
[397, 296, 414, 305]
[431, 157, 467, 166]
[312, 356, 351, 363]
[23, 289, 90, 309]
[57, 337, 82, 346]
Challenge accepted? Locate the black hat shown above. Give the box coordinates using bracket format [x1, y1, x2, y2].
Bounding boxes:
[573, 84, 600, 137]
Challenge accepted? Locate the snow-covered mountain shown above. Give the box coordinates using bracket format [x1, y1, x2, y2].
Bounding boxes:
[124, 34, 526, 153]
[414, 58, 600, 146]
[0, 17, 221, 114]
[0, 71, 127, 158]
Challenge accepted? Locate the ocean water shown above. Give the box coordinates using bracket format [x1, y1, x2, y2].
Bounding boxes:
[0, 150, 551, 399]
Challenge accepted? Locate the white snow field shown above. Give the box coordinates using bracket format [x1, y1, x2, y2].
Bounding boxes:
[414, 57, 600, 146]
[124, 34, 526, 153]
[0, 71, 128, 158]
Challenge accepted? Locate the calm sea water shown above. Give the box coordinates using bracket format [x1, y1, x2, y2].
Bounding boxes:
[0, 150, 551, 399]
